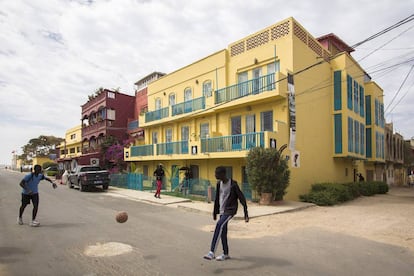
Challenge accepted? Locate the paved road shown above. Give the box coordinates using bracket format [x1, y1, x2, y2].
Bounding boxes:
[1, 169, 414, 276]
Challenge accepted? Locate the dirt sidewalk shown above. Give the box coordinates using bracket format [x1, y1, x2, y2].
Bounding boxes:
[205, 186, 414, 252]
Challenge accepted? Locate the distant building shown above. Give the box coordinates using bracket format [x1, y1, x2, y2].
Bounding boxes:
[79, 88, 135, 167]
[56, 125, 82, 171]
[127, 72, 165, 141]
[384, 123, 404, 186]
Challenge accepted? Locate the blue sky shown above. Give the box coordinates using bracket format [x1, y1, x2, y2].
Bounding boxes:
[1, 0, 413, 165]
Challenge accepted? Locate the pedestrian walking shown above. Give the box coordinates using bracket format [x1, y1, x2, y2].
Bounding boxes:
[18, 164, 57, 227]
[203, 166, 249, 261]
[153, 164, 165, 199]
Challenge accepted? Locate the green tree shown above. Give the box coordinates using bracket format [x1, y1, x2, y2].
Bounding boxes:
[21, 135, 64, 160]
[246, 146, 290, 201]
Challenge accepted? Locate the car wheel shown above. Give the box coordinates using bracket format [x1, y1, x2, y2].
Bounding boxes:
[67, 180, 73, 189]
[103, 184, 109, 190]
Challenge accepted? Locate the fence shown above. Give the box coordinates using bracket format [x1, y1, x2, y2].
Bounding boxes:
[110, 173, 253, 201]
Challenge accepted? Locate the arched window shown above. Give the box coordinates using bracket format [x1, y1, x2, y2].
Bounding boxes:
[169, 93, 176, 106]
[203, 81, 212, 97]
[184, 87, 192, 102]
[155, 98, 161, 110]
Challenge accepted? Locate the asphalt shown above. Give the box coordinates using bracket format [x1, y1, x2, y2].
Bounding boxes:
[106, 187, 316, 220]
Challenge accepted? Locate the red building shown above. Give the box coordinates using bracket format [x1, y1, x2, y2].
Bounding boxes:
[79, 88, 135, 166]
[127, 72, 165, 140]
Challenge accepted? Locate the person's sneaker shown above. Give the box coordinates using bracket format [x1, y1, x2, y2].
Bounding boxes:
[203, 251, 215, 260]
[30, 220, 40, 227]
[17, 217, 23, 225]
[216, 254, 230, 261]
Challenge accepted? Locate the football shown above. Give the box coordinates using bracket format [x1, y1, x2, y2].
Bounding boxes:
[115, 211, 128, 223]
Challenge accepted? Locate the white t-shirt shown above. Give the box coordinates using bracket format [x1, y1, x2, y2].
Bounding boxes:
[219, 179, 231, 214]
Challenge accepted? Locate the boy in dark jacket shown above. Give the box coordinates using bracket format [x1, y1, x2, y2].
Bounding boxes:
[203, 166, 249, 261]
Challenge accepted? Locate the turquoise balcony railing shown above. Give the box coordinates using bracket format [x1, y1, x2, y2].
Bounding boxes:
[172, 97, 205, 116]
[130, 145, 154, 157]
[215, 73, 275, 104]
[145, 107, 169, 123]
[127, 120, 139, 131]
[157, 141, 189, 155]
[201, 132, 264, 153]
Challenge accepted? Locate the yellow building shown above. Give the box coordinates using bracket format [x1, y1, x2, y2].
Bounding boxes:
[57, 125, 83, 170]
[125, 17, 385, 200]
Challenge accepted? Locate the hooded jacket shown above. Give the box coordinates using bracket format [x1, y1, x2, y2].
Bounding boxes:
[213, 179, 248, 218]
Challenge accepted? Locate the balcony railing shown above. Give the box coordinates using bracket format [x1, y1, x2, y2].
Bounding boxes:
[172, 97, 205, 116]
[201, 132, 264, 152]
[127, 120, 139, 131]
[130, 145, 154, 157]
[82, 121, 107, 137]
[156, 141, 189, 155]
[145, 107, 169, 123]
[215, 73, 275, 104]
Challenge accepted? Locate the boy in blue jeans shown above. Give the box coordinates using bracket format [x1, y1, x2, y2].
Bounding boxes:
[203, 166, 249, 261]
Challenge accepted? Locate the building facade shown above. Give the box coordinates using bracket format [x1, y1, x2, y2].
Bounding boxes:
[80, 88, 135, 167]
[124, 17, 386, 200]
[56, 125, 82, 171]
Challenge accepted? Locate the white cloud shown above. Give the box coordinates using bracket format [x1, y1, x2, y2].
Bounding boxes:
[1, 0, 413, 164]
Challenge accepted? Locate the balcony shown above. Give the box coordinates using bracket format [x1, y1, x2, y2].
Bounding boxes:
[172, 97, 205, 116]
[82, 121, 107, 138]
[215, 72, 278, 104]
[145, 106, 169, 123]
[157, 141, 189, 155]
[130, 145, 154, 157]
[127, 120, 139, 131]
[201, 132, 264, 152]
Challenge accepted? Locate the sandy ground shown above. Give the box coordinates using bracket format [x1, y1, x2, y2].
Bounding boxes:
[204, 187, 414, 252]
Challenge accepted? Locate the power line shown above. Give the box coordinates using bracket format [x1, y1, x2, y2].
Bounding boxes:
[385, 64, 414, 113]
[351, 14, 414, 48]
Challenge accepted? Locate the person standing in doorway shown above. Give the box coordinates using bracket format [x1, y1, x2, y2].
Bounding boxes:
[203, 166, 249, 261]
[153, 164, 165, 199]
[18, 164, 57, 226]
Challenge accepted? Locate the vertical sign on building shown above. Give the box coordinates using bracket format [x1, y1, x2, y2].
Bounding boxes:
[288, 73, 296, 150]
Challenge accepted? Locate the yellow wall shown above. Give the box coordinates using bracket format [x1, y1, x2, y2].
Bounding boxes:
[126, 17, 387, 200]
[59, 125, 82, 159]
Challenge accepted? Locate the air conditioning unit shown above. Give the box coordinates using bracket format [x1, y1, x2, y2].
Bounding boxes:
[90, 158, 99, 166]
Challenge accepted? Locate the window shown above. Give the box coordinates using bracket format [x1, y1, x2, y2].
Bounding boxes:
[181, 126, 189, 154]
[348, 117, 354, 152]
[184, 87, 192, 102]
[70, 134, 76, 140]
[152, 131, 158, 144]
[238, 71, 248, 96]
[203, 81, 212, 97]
[365, 95, 371, 125]
[354, 80, 359, 114]
[252, 68, 262, 94]
[334, 114, 342, 154]
[169, 93, 176, 106]
[231, 116, 242, 150]
[355, 120, 359, 154]
[155, 98, 161, 110]
[347, 75, 353, 110]
[165, 128, 173, 154]
[107, 109, 115, 120]
[181, 126, 189, 141]
[260, 111, 273, 131]
[77, 146, 80, 153]
[333, 71, 342, 111]
[246, 114, 256, 148]
[359, 86, 364, 117]
[107, 91, 115, 99]
[360, 124, 365, 155]
[200, 123, 209, 139]
[70, 148, 76, 154]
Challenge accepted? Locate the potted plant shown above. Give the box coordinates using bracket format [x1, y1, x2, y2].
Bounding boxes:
[246, 145, 290, 205]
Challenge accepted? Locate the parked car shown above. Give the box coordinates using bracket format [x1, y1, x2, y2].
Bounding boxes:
[43, 165, 59, 176]
[67, 165, 110, 192]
